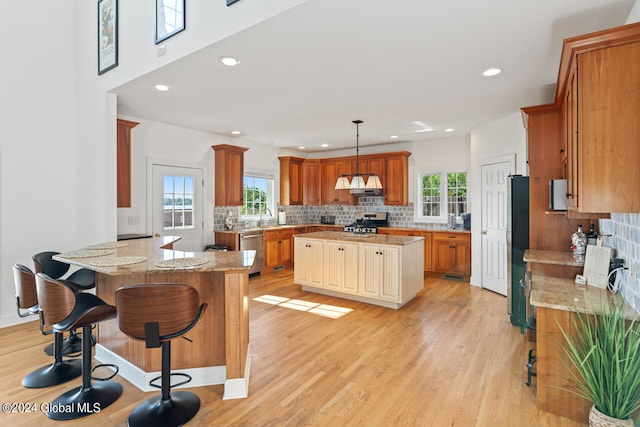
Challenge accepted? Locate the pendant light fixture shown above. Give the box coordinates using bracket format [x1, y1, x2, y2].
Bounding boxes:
[334, 120, 383, 190]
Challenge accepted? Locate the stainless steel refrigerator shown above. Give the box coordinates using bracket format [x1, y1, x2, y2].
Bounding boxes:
[507, 175, 529, 333]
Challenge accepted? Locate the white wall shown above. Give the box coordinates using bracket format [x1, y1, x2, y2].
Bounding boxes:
[0, 0, 308, 327]
[469, 113, 527, 287]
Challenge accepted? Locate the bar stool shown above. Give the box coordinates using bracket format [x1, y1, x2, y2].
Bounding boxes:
[36, 273, 122, 420]
[115, 283, 207, 427]
[33, 251, 97, 355]
[21, 269, 82, 388]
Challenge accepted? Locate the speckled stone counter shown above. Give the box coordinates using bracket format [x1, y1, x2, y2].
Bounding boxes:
[294, 231, 425, 246]
[523, 249, 584, 267]
[54, 236, 255, 400]
[530, 274, 637, 317]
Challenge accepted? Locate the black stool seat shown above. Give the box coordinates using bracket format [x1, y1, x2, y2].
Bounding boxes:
[36, 273, 122, 420]
[116, 283, 207, 427]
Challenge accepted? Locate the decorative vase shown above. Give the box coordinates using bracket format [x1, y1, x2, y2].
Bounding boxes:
[589, 405, 634, 427]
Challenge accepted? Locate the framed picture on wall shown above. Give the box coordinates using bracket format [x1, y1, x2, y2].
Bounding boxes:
[98, 0, 118, 75]
[156, 0, 186, 44]
[227, 0, 241, 6]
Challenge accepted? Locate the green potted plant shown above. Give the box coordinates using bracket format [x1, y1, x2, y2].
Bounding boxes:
[558, 295, 640, 426]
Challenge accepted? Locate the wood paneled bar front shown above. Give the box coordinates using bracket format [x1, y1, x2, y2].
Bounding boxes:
[54, 236, 255, 400]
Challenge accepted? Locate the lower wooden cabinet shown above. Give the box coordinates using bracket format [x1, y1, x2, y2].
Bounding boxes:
[264, 229, 294, 269]
[431, 232, 471, 276]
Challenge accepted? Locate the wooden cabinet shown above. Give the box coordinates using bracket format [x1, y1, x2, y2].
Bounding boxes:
[320, 159, 354, 205]
[214, 232, 239, 251]
[324, 241, 359, 294]
[116, 119, 139, 208]
[302, 160, 321, 205]
[279, 156, 304, 206]
[557, 23, 640, 214]
[294, 237, 323, 287]
[264, 228, 294, 270]
[212, 144, 248, 206]
[431, 232, 471, 276]
[383, 152, 410, 206]
[360, 244, 400, 301]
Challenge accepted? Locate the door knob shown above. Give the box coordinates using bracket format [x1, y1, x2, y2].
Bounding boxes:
[481, 230, 488, 235]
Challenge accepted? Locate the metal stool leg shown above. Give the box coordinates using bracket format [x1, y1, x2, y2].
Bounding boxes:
[525, 348, 537, 386]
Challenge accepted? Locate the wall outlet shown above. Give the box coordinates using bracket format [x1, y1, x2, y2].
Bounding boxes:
[128, 216, 141, 225]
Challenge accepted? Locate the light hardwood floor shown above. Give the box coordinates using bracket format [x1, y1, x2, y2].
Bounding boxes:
[0, 272, 584, 426]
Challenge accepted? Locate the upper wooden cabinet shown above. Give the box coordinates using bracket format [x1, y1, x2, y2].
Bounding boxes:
[279, 156, 304, 206]
[212, 144, 248, 206]
[116, 119, 139, 208]
[303, 160, 321, 205]
[558, 23, 640, 213]
[320, 158, 355, 205]
[383, 152, 410, 206]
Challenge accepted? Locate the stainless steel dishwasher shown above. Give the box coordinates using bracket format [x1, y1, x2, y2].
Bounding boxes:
[239, 230, 264, 276]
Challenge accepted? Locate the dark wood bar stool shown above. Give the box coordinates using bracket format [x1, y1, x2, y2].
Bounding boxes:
[36, 273, 122, 420]
[115, 283, 207, 427]
[33, 251, 97, 355]
[20, 268, 82, 388]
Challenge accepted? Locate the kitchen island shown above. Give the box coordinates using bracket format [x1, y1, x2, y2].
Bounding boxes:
[294, 231, 424, 309]
[54, 236, 255, 400]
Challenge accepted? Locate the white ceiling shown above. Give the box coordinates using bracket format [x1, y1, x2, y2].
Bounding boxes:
[114, 0, 634, 152]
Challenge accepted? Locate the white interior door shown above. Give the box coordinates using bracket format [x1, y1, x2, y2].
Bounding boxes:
[152, 164, 203, 252]
[481, 160, 512, 296]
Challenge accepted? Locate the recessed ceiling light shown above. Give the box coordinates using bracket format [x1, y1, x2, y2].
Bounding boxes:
[415, 128, 434, 133]
[444, 128, 454, 132]
[321, 143, 329, 148]
[298, 146, 306, 150]
[219, 56, 239, 66]
[390, 135, 399, 139]
[154, 84, 171, 91]
[482, 68, 502, 77]
[231, 130, 241, 135]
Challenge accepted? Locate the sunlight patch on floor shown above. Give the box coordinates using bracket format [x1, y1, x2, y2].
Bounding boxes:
[253, 295, 353, 319]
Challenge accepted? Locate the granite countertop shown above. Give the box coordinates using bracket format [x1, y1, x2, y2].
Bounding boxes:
[523, 249, 584, 267]
[295, 231, 424, 246]
[54, 236, 256, 275]
[530, 274, 638, 318]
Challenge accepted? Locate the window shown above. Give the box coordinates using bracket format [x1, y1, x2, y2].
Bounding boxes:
[242, 174, 275, 219]
[415, 171, 468, 222]
[163, 175, 194, 230]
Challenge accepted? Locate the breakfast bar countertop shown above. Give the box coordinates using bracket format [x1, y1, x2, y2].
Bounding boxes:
[54, 235, 255, 275]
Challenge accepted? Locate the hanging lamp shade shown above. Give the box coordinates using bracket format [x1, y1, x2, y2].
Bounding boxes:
[334, 120, 383, 191]
[350, 175, 366, 189]
[334, 176, 351, 190]
[365, 175, 383, 189]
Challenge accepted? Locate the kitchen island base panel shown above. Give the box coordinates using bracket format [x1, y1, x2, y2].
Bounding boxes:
[301, 286, 418, 310]
[96, 344, 251, 399]
[95, 344, 227, 391]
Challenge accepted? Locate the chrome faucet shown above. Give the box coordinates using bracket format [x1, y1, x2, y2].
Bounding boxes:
[259, 208, 273, 226]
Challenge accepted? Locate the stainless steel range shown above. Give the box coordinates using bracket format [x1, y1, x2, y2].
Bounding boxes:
[344, 212, 389, 234]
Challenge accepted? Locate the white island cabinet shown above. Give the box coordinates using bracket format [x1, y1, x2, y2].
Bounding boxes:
[294, 231, 424, 309]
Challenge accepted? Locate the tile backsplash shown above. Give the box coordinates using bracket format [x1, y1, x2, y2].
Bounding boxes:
[214, 197, 458, 230]
[599, 213, 640, 313]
